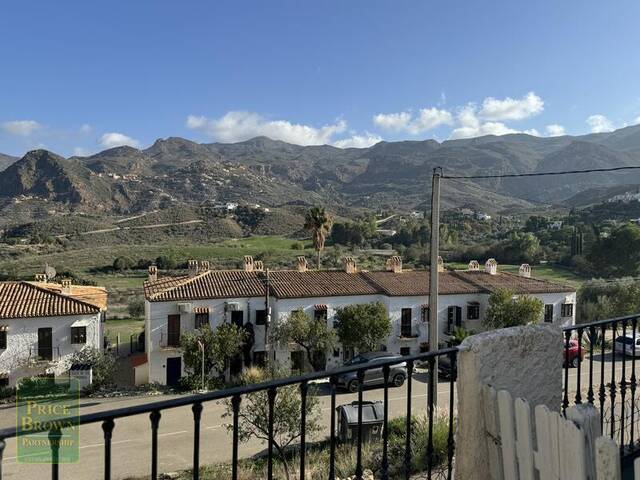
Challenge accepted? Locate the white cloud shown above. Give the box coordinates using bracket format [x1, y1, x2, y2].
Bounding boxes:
[523, 129, 540, 136]
[449, 105, 518, 139]
[99, 132, 141, 149]
[373, 107, 452, 134]
[79, 124, 92, 134]
[333, 132, 382, 149]
[634, 116, 640, 125]
[479, 92, 544, 121]
[586, 114, 614, 133]
[1, 120, 42, 136]
[545, 124, 566, 137]
[186, 111, 347, 146]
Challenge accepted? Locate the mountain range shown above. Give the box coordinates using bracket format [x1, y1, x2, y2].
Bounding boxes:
[3, 125, 640, 229]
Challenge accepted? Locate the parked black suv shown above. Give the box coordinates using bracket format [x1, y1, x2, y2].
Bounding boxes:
[336, 352, 408, 392]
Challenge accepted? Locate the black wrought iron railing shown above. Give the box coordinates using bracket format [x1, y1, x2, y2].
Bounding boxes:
[562, 314, 640, 464]
[0, 348, 458, 480]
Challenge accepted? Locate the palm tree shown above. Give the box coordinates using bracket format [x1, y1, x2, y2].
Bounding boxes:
[304, 207, 333, 269]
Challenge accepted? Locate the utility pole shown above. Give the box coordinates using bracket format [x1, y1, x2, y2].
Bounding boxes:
[264, 269, 272, 361]
[428, 168, 442, 408]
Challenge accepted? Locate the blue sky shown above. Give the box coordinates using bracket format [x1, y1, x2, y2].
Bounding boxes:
[1, 0, 640, 157]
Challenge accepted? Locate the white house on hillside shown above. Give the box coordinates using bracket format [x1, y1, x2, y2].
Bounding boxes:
[142, 256, 576, 386]
[0, 278, 107, 387]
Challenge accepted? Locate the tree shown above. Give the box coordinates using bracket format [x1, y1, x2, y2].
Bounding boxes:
[128, 297, 145, 318]
[483, 288, 544, 329]
[304, 206, 333, 269]
[155, 255, 177, 270]
[588, 224, 640, 277]
[271, 310, 337, 371]
[180, 323, 246, 382]
[335, 301, 392, 353]
[113, 256, 134, 271]
[223, 367, 321, 480]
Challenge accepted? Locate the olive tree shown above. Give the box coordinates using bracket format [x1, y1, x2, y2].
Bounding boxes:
[270, 309, 337, 371]
[334, 301, 392, 353]
[223, 367, 321, 480]
[483, 288, 544, 329]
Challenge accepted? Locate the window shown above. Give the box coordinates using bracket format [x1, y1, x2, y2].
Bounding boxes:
[400, 347, 411, 356]
[421, 306, 429, 323]
[314, 307, 328, 322]
[544, 304, 554, 323]
[167, 315, 181, 347]
[467, 303, 480, 320]
[447, 306, 462, 332]
[0, 377, 8, 387]
[71, 326, 86, 344]
[255, 309, 267, 326]
[194, 313, 209, 329]
[0, 331, 5, 349]
[333, 320, 339, 329]
[333, 348, 340, 358]
[561, 303, 574, 318]
[401, 308, 412, 337]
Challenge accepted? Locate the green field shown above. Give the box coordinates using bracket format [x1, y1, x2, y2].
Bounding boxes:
[0, 236, 314, 280]
[104, 318, 144, 349]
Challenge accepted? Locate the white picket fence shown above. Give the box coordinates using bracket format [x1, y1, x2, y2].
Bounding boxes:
[482, 385, 640, 480]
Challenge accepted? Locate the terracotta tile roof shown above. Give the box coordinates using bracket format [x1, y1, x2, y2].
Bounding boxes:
[0, 282, 101, 319]
[267, 271, 379, 298]
[362, 270, 574, 296]
[144, 270, 265, 301]
[32, 282, 108, 311]
[143, 268, 574, 302]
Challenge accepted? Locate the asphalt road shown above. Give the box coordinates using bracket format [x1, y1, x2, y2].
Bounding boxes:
[0, 357, 632, 480]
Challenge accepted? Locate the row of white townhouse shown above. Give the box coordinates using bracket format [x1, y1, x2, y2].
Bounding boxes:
[0, 278, 107, 387]
[142, 256, 576, 386]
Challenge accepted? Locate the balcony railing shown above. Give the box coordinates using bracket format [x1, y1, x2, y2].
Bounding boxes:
[159, 329, 181, 349]
[28, 346, 61, 363]
[562, 314, 640, 468]
[0, 347, 458, 480]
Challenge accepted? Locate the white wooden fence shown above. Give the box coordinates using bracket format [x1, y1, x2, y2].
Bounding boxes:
[482, 385, 640, 480]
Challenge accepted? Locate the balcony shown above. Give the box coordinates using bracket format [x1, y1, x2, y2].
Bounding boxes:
[158, 329, 181, 350]
[27, 346, 61, 365]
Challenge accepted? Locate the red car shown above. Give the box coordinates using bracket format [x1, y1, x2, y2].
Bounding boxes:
[564, 339, 585, 368]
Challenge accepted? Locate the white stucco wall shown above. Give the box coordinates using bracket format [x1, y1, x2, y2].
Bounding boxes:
[144, 288, 576, 384]
[145, 296, 265, 384]
[0, 313, 102, 386]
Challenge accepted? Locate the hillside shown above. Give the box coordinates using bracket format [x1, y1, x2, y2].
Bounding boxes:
[0, 153, 17, 171]
[2, 124, 640, 235]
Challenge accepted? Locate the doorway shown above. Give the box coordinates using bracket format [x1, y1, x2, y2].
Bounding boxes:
[38, 327, 53, 360]
[166, 357, 181, 387]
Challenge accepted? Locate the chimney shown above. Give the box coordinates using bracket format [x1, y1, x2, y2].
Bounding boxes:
[519, 263, 531, 278]
[188, 259, 199, 277]
[437, 256, 445, 273]
[254, 260, 264, 272]
[34, 273, 47, 283]
[61, 279, 72, 295]
[385, 255, 403, 273]
[297, 256, 308, 272]
[485, 258, 498, 275]
[468, 260, 480, 271]
[343, 256, 357, 274]
[244, 256, 254, 272]
[148, 265, 158, 282]
[199, 261, 210, 272]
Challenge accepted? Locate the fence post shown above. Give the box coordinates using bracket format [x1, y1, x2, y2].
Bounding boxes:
[455, 324, 562, 480]
[595, 437, 621, 480]
[566, 403, 601, 479]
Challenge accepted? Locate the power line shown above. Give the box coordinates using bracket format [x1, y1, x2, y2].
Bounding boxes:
[442, 165, 640, 179]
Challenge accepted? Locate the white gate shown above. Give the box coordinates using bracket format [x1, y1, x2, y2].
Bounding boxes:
[482, 385, 635, 480]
